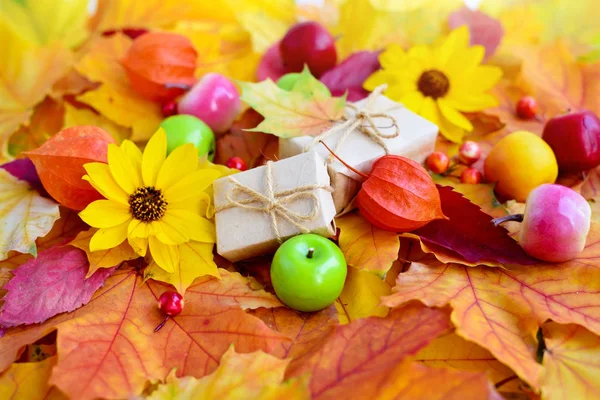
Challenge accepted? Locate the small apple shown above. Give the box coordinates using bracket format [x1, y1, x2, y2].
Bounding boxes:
[271, 234, 347, 312]
[279, 22, 337, 78]
[160, 115, 215, 161]
[542, 110, 600, 172]
[276, 73, 301, 91]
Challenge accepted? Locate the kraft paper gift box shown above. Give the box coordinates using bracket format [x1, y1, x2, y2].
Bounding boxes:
[213, 151, 336, 262]
[279, 87, 439, 213]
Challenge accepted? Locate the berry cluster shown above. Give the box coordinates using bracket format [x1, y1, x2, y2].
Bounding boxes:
[425, 141, 483, 184]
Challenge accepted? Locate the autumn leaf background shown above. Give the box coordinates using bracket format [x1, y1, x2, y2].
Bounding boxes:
[0, 0, 600, 399]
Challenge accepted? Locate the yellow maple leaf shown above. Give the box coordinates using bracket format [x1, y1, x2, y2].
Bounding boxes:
[335, 266, 391, 324]
[75, 34, 162, 142]
[62, 103, 130, 143]
[0, 0, 89, 49]
[0, 356, 66, 400]
[0, 169, 60, 260]
[0, 19, 72, 162]
[68, 228, 140, 277]
[146, 347, 310, 400]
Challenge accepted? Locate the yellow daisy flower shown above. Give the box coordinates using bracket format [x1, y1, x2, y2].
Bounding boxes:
[79, 128, 221, 273]
[364, 26, 503, 143]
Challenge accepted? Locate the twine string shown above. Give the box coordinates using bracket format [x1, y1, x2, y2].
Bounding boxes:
[307, 84, 401, 157]
[214, 161, 333, 242]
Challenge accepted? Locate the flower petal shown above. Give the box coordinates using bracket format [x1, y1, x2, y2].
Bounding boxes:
[168, 192, 211, 216]
[128, 219, 153, 239]
[163, 169, 222, 204]
[446, 92, 499, 112]
[435, 25, 470, 68]
[128, 236, 148, 257]
[152, 219, 188, 245]
[108, 143, 141, 194]
[156, 143, 198, 190]
[437, 98, 473, 131]
[379, 44, 407, 69]
[121, 139, 143, 164]
[142, 128, 167, 186]
[89, 223, 129, 252]
[83, 162, 129, 204]
[80, 200, 132, 228]
[399, 91, 425, 113]
[149, 236, 178, 273]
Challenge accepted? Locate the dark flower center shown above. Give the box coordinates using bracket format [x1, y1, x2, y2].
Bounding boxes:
[417, 69, 450, 99]
[129, 186, 167, 222]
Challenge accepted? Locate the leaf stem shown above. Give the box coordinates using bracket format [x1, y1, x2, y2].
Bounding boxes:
[491, 214, 524, 227]
[154, 316, 170, 332]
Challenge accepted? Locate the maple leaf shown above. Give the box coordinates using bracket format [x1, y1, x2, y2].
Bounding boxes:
[68, 228, 139, 276]
[416, 332, 526, 394]
[0, 246, 114, 328]
[383, 218, 600, 389]
[147, 347, 309, 400]
[0, 18, 71, 162]
[582, 167, 600, 200]
[540, 322, 600, 400]
[0, 356, 66, 400]
[74, 34, 162, 142]
[238, 77, 346, 138]
[286, 303, 452, 399]
[0, 0, 89, 49]
[432, 176, 507, 219]
[63, 103, 130, 144]
[412, 186, 536, 267]
[336, 210, 400, 276]
[335, 266, 391, 324]
[0, 169, 60, 260]
[214, 109, 279, 169]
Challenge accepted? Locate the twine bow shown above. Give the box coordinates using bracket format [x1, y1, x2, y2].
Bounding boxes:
[214, 161, 333, 242]
[307, 84, 401, 157]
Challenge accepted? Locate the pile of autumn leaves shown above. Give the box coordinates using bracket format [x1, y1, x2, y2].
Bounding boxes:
[1, 0, 600, 400]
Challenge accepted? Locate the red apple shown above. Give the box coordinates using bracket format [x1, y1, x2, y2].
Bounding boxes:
[542, 110, 600, 172]
[280, 22, 337, 78]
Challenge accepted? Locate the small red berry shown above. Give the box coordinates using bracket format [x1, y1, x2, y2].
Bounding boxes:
[461, 168, 483, 184]
[158, 291, 184, 317]
[225, 156, 247, 171]
[161, 100, 178, 117]
[516, 96, 537, 120]
[426, 152, 450, 174]
[458, 141, 481, 165]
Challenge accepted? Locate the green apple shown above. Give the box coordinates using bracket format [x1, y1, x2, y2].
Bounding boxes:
[276, 73, 301, 91]
[271, 234, 347, 312]
[160, 115, 215, 161]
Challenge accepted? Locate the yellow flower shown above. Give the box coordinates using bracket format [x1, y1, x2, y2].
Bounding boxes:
[79, 128, 221, 272]
[364, 26, 502, 143]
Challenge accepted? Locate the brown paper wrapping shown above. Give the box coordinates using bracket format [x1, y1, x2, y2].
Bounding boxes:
[279, 94, 438, 213]
[213, 151, 336, 262]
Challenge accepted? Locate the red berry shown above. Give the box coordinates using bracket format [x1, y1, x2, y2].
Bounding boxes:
[225, 156, 247, 171]
[458, 141, 481, 165]
[280, 22, 337, 78]
[542, 110, 600, 172]
[460, 168, 483, 184]
[516, 96, 537, 120]
[425, 152, 450, 174]
[158, 291, 184, 317]
[161, 100, 178, 117]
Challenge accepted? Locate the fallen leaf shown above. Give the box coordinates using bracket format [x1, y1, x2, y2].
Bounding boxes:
[238, 78, 346, 138]
[336, 211, 400, 276]
[320, 51, 381, 101]
[0, 0, 89, 49]
[413, 186, 536, 266]
[540, 322, 600, 400]
[249, 305, 339, 363]
[383, 219, 600, 389]
[448, 7, 504, 59]
[62, 103, 130, 143]
[335, 266, 391, 324]
[432, 176, 507, 219]
[43, 268, 287, 399]
[0, 356, 66, 400]
[51, 69, 98, 99]
[0, 246, 114, 328]
[0, 169, 60, 260]
[0, 18, 72, 162]
[416, 332, 523, 393]
[146, 347, 309, 400]
[1, 158, 46, 196]
[372, 359, 503, 400]
[215, 109, 278, 168]
[75, 34, 162, 142]
[68, 228, 139, 276]
[287, 303, 451, 399]
[581, 166, 600, 200]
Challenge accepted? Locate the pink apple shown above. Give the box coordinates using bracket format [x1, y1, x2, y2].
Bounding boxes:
[177, 73, 241, 134]
[520, 184, 591, 262]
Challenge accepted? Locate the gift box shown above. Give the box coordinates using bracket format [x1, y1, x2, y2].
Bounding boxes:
[279, 87, 439, 213]
[213, 151, 336, 262]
